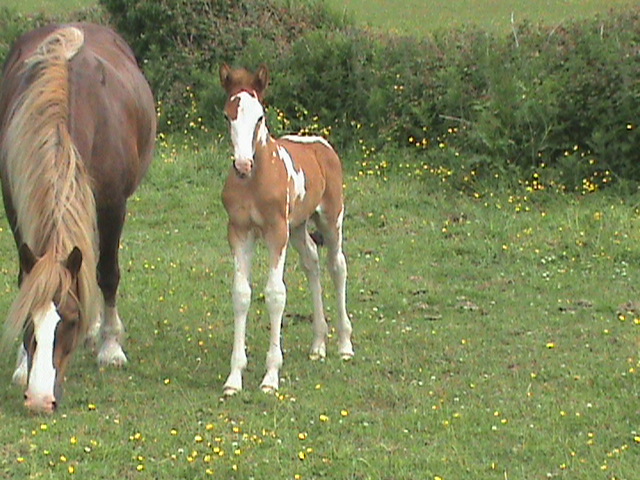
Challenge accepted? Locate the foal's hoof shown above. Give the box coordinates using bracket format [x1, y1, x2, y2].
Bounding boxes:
[309, 352, 325, 361]
[340, 352, 355, 361]
[309, 343, 326, 361]
[260, 384, 277, 395]
[223, 386, 241, 397]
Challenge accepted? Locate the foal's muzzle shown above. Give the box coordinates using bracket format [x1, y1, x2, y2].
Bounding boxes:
[233, 158, 253, 178]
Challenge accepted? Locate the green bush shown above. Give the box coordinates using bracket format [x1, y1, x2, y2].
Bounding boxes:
[99, 0, 349, 135]
[0, 5, 108, 62]
[0, 8, 51, 62]
[2, 1, 639, 189]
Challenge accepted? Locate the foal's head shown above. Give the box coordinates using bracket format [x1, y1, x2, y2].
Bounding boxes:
[17, 244, 84, 413]
[219, 64, 270, 177]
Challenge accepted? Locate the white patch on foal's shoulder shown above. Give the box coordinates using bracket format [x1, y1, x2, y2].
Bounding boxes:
[277, 145, 306, 201]
[281, 134, 333, 151]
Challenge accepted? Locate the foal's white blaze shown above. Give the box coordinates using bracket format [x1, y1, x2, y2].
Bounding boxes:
[26, 302, 61, 408]
[229, 92, 267, 173]
[277, 145, 306, 201]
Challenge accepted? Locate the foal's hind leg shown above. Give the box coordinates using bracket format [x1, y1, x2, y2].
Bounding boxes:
[95, 205, 128, 366]
[317, 210, 354, 360]
[290, 223, 328, 360]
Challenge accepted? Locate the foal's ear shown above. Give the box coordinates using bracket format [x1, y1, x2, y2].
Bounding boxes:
[254, 64, 270, 95]
[64, 247, 83, 278]
[18, 243, 37, 275]
[219, 63, 232, 89]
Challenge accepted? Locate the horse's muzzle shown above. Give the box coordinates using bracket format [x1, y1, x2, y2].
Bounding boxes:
[234, 158, 253, 178]
[24, 392, 57, 413]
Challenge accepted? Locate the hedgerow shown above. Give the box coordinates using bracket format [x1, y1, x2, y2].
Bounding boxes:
[2, 1, 639, 190]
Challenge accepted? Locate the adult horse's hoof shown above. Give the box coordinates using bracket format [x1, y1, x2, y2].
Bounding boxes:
[97, 341, 128, 366]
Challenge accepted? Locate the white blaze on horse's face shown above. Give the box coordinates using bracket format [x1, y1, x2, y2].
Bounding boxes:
[24, 302, 61, 413]
[226, 91, 268, 177]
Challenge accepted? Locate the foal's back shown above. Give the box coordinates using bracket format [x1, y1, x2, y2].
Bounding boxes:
[277, 135, 344, 228]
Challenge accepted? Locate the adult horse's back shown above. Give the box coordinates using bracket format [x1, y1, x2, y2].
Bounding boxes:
[0, 24, 156, 412]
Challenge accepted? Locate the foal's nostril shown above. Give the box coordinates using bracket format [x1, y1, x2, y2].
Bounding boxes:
[51, 400, 57, 411]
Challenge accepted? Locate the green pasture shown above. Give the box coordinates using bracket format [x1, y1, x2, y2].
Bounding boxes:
[7, 0, 640, 34]
[326, 0, 640, 34]
[0, 141, 638, 478]
[2, 0, 92, 15]
[0, 0, 638, 479]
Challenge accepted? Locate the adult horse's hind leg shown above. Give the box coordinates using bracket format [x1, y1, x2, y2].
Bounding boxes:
[12, 345, 28, 385]
[290, 223, 328, 360]
[316, 210, 354, 360]
[95, 204, 128, 366]
[6, 208, 30, 384]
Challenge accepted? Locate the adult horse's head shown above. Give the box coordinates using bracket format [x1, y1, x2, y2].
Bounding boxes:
[13, 244, 85, 413]
[219, 64, 270, 178]
[1, 23, 155, 413]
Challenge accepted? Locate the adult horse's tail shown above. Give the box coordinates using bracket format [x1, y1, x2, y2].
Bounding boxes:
[2, 26, 99, 344]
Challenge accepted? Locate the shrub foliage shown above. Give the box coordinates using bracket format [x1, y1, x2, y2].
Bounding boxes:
[2, 1, 639, 188]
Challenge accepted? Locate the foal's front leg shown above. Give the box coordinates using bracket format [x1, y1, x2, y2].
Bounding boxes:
[260, 226, 289, 393]
[223, 230, 254, 396]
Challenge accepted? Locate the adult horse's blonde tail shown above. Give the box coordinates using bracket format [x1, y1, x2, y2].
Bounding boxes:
[2, 26, 100, 346]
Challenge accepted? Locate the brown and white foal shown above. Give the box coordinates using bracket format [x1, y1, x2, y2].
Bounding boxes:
[219, 64, 354, 395]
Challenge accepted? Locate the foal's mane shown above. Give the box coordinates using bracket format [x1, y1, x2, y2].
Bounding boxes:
[1, 26, 99, 344]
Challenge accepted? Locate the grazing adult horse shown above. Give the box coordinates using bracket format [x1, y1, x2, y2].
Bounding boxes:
[0, 24, 156, 412]
[219, 64, 354, 395]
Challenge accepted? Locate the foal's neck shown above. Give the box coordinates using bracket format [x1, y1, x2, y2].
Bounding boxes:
[254, 124, 278, 166]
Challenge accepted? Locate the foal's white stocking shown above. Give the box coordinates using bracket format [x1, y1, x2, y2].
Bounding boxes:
[223, 238, 254, 395]
[291, 225, 328, 360]
[327, 215, 354, 360]
[328, 248, 354, 359]
[260, 247, 287, 393]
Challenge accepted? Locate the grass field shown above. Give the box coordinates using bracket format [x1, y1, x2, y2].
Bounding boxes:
[0, 140, 638, 478]
[2, 0, 92, 15]
[0, 1, 639, 479]
[326, 0, 640, 34]
[6, 0, 640, 34]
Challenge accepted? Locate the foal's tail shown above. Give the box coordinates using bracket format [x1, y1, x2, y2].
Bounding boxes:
[310, 231, 325, 247]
